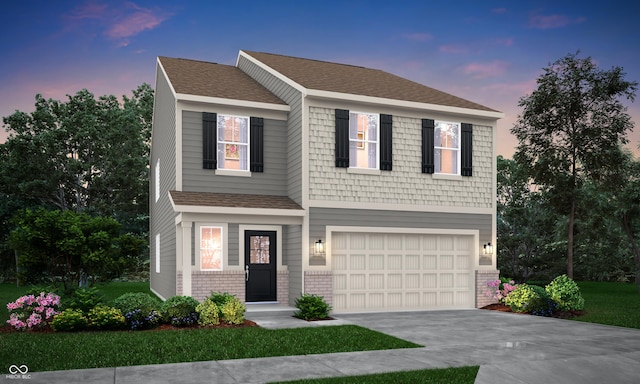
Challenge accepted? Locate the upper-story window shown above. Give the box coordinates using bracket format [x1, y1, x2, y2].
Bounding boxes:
[434, 121, 460, 175]
[217, 115, 249, 171]
[349, 112, 379, 169]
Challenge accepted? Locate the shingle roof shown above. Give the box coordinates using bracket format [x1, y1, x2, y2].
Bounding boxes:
[158, 56, 286, 105]
[170, 191, 303, 210]
[242, 51, 497, 112]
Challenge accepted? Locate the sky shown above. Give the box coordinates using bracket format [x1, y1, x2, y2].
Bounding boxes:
[1, 0, 639, 158]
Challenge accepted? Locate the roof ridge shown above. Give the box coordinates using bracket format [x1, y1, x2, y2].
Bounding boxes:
[241, 50, 372, 71]
[159, 56, 221, 66]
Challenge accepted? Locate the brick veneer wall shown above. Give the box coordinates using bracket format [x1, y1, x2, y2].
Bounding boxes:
[277, 270, 289, 304]
[476, 270, 500, 308]
[191, 271, 245, 302]
[304, 271, 333, 307]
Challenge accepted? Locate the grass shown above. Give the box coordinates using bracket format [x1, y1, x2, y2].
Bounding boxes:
[575, 281, 640, 329]
[0, 325, 419, 372]
[271, 366, 480, 384]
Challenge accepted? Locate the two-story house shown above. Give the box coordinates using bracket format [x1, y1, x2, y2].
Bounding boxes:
[150, 50, 503, 313]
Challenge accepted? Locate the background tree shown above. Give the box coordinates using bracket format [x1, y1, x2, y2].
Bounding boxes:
[511, 52, 637, 278]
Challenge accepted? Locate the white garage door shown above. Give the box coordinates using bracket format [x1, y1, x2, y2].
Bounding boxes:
[331, 232, 474, 312]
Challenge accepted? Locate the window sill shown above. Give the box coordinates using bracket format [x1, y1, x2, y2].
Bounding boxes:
[347, 168, 381, 176]
[433, 173, 463, 181]
[215, 169, 252, 177]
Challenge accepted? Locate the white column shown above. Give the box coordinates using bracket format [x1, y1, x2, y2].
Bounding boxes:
[181, 221, 193, 296]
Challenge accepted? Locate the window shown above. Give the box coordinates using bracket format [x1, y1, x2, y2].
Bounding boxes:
[200, 226, 223, 271]
[155, 234, 160, 273]
[349, 112, 379, 169]
[217, 115, 249, 171]
[434, 121, 460, 175]
[154, 159, 160, 203]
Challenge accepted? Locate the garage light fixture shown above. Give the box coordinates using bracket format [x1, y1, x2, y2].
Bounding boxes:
[483, 242, 493, 255]
[314, 239, 325, 255]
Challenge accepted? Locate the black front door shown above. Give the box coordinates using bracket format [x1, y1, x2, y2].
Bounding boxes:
[245, 231, 277, 302]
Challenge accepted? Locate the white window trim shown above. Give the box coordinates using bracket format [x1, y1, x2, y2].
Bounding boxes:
[349, 111, 379, 170]
[217, 114, 250, 172]
[195, 223, 229, 271]
[434, 120, 461, 176]
[155, 234, 160, 273]
[154, 159, 160, 203]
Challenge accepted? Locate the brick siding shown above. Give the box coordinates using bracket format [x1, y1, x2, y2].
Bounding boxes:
[476, 270, 500, 308]
[304, 271, 333, 307]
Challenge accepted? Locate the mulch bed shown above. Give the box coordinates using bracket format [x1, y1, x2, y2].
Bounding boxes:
[0, 320, 258, 334]
[481, 303, 585, 319]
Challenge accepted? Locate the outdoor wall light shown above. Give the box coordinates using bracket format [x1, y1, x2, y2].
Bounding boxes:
[483, 242, 493, 255]
[314, 239, 325, 255]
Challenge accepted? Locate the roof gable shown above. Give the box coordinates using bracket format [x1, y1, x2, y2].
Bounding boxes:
[241, 51, 497, 112]
[158, 56, 286, 105]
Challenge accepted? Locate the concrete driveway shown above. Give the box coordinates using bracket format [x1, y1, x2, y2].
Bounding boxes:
[6, 309, 640, 383]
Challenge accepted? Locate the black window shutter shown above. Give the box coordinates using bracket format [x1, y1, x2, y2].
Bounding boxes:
[380, 114, 393, 171]
[250, 117, 264, 172]
[203, 112, 217, 169]
[461, 123, 473, 176]
[421, 119, 435, 173]
[335, 109, 349, 168]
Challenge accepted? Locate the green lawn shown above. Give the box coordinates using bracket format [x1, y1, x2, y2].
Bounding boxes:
[575, 281, 640, 329]
[271, 366, 479, 384]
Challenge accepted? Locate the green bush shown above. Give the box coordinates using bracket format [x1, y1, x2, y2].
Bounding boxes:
[546, 274, 585, 311]
[294, 294, 332, 320]
[64, 287, 104, 313]
[220, 297, 246, 325]
[111, 292, 160, 314]
[161, 296, 200, 326]
[51, 309, 88, 332]
[504, 284, 539, 313]
[123, 308, 161, 330]
[86, 305, 126, 330]
[526, 285, 558, 316]
[196, 298, 220, 326]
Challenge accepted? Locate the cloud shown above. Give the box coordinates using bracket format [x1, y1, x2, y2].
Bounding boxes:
[529, 13, 586, 29]
[439, 44, 468, 54]
[64, 1, 171, 46]
[461, 60, 510, 79]
[402, 33, 433, 42]
[492, 8, 508, 14]
[494, 37, 514, 47]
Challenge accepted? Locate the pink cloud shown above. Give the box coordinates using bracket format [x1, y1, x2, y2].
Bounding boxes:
[106, 3, 168, 39]
[529, 13, 586, 29]
[67, 2, 108, 19]
[402, 33, 433, 42]
[462, 60, 510, 79]
[439, 44, 468, 54]
[494, 37, 514, 47]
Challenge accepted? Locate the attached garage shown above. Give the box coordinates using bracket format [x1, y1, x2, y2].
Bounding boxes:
[330, 230, 476, 312]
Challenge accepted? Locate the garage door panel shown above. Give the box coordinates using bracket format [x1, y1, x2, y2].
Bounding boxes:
[332, 232, 474, 312]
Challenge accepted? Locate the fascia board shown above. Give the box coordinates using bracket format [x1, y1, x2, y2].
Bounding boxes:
[172, 204, 306, 217]
[175, 93, 290, 112]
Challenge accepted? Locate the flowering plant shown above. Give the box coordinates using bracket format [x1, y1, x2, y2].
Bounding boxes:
[485, 278, 517, 303]
[7, 292, 61, 330]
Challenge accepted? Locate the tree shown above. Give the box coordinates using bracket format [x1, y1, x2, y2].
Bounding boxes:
[511, 52, 637, 278]
[0, 84, 153, 224]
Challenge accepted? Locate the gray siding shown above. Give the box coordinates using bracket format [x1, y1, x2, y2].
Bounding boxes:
[228, 224, 239, 266]
[150, 65, 178, 300]
[284, 224, 302, 305]
[309, 207, 492, 249]
[238, 56, 304, 205]
[181, 110, 288, 195]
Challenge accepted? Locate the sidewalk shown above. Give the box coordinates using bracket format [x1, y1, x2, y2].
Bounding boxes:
[4, 309, 640, 384]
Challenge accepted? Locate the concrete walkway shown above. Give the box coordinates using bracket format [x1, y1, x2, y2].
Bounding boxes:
[4, 309, 640, 383]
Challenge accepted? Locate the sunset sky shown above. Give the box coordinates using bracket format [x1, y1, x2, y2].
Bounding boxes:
[1, 0, 639, 158]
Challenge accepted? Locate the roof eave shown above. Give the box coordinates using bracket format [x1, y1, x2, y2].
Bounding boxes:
[172, 204, 306, 216]
[175, 93, 290, 112]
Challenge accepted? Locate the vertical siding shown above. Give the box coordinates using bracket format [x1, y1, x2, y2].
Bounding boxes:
[181, 111, 288, 195]
[284, 224, 302, 305]
[237, 56, 303, 205]
[150, 64, 177, 300]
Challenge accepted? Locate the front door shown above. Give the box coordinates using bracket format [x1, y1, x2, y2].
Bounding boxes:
[245, 231, 277, 302]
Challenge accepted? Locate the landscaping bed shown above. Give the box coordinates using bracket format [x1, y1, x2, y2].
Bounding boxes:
[480, 303, 585, 319]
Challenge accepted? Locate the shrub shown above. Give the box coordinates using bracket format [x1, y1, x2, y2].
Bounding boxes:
[161, 296, 200, 327]
[208, 292, 234, 316]
[111, 292, 161, 315]
[504, 284, 538, 313]
[220, 297, 246, 325]
[526, 285, 558, 317]
[64, 287, 104, 313]
[545, 274, 585, 311]
[196, 299, 220, 326]
[294, 294, 332, 320]
[123, 309, 161, 330]
[87, 305, 126, 330]
[485, 278, 517, 303]
[6, 292, 61, 330]
[51, 309, 88, 332]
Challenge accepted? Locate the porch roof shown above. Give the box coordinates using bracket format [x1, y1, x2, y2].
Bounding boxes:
[169, 191, 304, 214]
